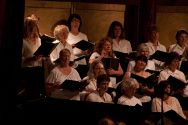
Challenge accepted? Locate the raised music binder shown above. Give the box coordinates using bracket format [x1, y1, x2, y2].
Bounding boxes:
[74, 40, 95, 51]
[131, 73, 157, 88]
[167, 75, 186, 91]
[149, 50, 169, 62]
[101, 57, 120, 70]
[114, 51, 137, 61]
[61, 79, 89, 91]
[34, 34, 57, 57]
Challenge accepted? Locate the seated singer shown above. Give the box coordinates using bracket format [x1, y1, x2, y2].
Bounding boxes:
[46, 49, 81, 100]
[152, 80, 186, 120]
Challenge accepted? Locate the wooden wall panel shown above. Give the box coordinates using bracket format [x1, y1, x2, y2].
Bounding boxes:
[156, 6, 188, 48]
[25, 1, 71, 36]
[25, 1, 125, 43]
[74, 3, 125, 42]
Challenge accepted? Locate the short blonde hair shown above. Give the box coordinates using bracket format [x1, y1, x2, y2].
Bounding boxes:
[121, 78, 139, 91]
[137, 43, 149, 52]
[53, 25, 69, 39]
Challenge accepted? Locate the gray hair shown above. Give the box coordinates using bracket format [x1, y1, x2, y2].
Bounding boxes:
[121, 78, 139, 91]
[137, 43, 149, 52]
[53, 25, 69, 40]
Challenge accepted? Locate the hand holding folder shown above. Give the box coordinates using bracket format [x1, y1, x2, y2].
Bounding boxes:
[114, 51, 137, 61]
[101, 57, 120, 70]
[34, 34, 57, 57]
[167, 75, 186, 91]
[149, 50, 169, 62]
[74, 40, 95, 51]
[61, 79, 89, 91]
[131, 73, 157, 88]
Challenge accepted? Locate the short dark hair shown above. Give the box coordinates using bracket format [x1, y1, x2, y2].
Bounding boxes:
[175, 29, 188, 42]
[107, 21, 125, 39]
[67, 13, 82, 31]
[135, 55, 148, 64]
[96, 74, 110, 88]
[165, 52, 181, 66]
[155, 80, 170, 98]
[148, 25, 159, 33]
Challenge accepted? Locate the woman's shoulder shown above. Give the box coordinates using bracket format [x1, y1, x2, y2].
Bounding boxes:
[120, 39, 131, 43]
[78, 32, 88, 40]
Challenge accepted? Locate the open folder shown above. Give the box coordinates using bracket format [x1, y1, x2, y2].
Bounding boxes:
[101, 57, 120, 70]
[149, 50, 170, 62]
[167, 75, 186, 90]
[74, 40, 95, 51]
[150, 110, 188, 124]
[61, 80, 89, 91]
[131, 73, 157, 88]
[114, 51, 137, 61]
[34, 34, 57, 57]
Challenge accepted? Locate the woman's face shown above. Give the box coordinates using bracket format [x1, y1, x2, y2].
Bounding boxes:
[71, 17, 80, 30]
[58, 28, 68, 43]
[139, 49, 149, 57]
[60, 51, 71, 65]
[103, 41, 112, 53]
[135, 60, 147, 71]
[178, 33, 188, 47]
[164, 84, 171, 95]
[114, 26, 121, 38]
[169, 58, 180, 71]
[98, 80, 109, 92]
[150, 31, 159, 42]
[93, 63, 105, 78]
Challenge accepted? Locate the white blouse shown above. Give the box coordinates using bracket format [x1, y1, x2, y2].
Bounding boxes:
[112, 39, 132, 54]
[22, 38, 42, 67]
[152, 97, 186, 119]
[50, 40, 74, 62]
[117, 95, 142, 106]
[158, 68, 187, 83]
[86, 91, 113, 103]
[126, 60, 155, 73]
[67, 32, 88, 65]
[168, 43, 185, 56]
[46, 66, 81, 100]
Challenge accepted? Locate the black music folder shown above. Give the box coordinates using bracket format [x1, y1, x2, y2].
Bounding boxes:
[145, 69, 160, 76]
[74, 40, 95, 51]
[114, 51, 129, 60]
[149, 110, 188, 125]
[34, 34, 57, 57]
[180, 61, 188, 75]
[167, 75, 186, 90]
[107, 87, 116, 94]
[114, 51, 137, 60]
[102, 57, 120, 70]
[61, 80, 89, 91]
[40, 34, 56, 44]
[131, 73, 157, 88]
[149, 50, 169, 62]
